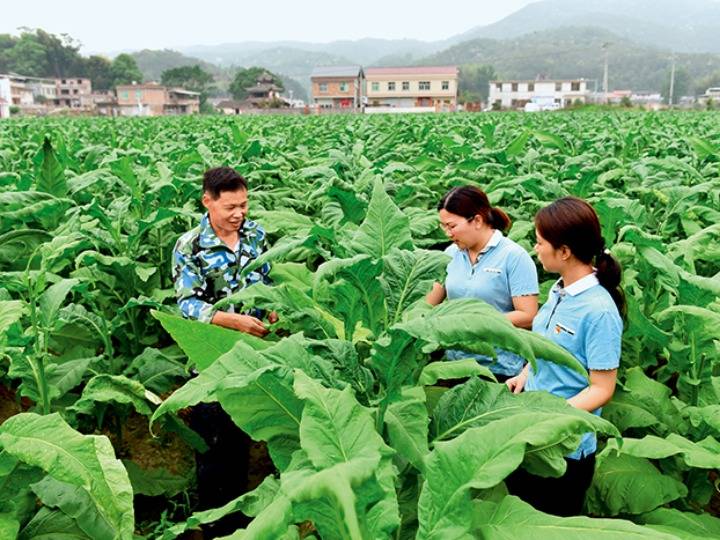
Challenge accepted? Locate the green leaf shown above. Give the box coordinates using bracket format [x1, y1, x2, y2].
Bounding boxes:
[17, 507, 88, 540]
[471, 496, 677, 539]
[35, 137, 68, 198]
[0, 300, 24, 336]
[418, 412, 619, 539]
[152, 310, 270, 370]
[603, 433, 720, 469]
[0, 513, 19, 540]
[586, 453, 688, 516]
[30, 476, 116, 539]
[122, 460, 191, 497]
[0, 413, 134, 539]
[636, 508, 720, 540]
[384, 387, 429, 472]
[350, 178, 413, 259]
[70, 374, 155, 418]
[419, 360, 495, 386]
[380, 248, 448, 327]
[38, 279, 79, 329]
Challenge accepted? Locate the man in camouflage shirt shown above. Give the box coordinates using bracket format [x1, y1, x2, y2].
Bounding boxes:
[173, 166, 276, 335]
[172, 166, 275, 529]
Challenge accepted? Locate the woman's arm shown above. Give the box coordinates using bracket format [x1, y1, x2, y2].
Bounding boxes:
[567, 369, 617, 412]
[505, 295, 538, 329]
[426, 282, 447, 306]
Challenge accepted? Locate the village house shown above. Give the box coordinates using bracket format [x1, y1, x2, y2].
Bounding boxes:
[310, 66, 364, 109]
[115, 83, 199, 116]
[488, 79, 590, 109]
[698, 87, 720, 107]
[217, 72, 288, 114]
[54, 77, 93, 109]
[364, 66, 459, 111]
[0, 73, 57, 116]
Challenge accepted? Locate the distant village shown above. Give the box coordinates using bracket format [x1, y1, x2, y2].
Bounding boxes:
[2, 65, 720, 118]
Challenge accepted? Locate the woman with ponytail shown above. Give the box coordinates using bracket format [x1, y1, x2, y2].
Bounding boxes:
[426, 186, 539, 381]
[505, 196, 625, 516]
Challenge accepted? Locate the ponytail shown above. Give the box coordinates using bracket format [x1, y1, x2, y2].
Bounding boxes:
[596, 247, 626, 318]
[489, 207, 511, 232]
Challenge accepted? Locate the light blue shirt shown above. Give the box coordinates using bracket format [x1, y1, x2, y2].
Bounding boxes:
[526, 273, 623, 459]
[444, 230, 539, 376]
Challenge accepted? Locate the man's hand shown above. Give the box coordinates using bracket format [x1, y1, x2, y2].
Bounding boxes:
[268, 311, 279, 324]
[505, 365, 529, 394]
[211, 311, 269, 337]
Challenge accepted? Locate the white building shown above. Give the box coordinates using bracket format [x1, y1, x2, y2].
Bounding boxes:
[0, 77, 10, 118]
[488, 79, 590, 109]
[365, 66, 458, 111]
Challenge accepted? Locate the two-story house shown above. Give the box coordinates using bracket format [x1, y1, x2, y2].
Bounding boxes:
[310, 66, 364, 109]
[488, 79, 590, 109]
[364, 66, 459, 111]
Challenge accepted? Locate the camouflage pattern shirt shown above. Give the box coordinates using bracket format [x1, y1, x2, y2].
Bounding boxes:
[172, 213, 271, 322]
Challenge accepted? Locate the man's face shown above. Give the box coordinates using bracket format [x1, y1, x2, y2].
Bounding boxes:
[202, 188, 248, 235]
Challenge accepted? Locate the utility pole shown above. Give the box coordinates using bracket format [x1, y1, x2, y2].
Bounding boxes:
[602, 42, 610, 104]
[669, 56, 676, 108]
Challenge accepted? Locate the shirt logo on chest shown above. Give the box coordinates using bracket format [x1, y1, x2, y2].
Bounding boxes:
[554, 323, 576, 336]
[483, 267, 502, 274]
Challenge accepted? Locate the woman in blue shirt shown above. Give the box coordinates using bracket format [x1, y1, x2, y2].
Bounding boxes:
[426, 186, 539, 381]
[505, 196, 625, 516]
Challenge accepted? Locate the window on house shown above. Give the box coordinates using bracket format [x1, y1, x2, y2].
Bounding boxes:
[319, 83, 328, 92]
[528, 82, 535, 92]
[388, 82, 396, 91]
[135, 90, 142, 98]
[555, 82, 563, 92]
[419, 81, 431, 90]
[402, 81, 410, 91]
[73, 89, 79, 94]
[442, 80, 449, 90]
[61, 79, 67, 84]
[339, 82, 348, 92]
[77, 79, 82, 84]
[511, 83, 518, 92]
[371, 82, 380, 91]
[61, 89, 69, 95]
[120, 91, 129, 99]
[571, 81, 580, 91]
[495, 83, 502, 90]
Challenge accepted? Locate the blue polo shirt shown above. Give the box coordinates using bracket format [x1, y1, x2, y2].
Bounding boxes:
[526, 273, 623, 459]
[444, 230, 539, 376]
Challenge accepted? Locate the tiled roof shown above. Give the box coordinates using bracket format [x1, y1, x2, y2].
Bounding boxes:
[311, 65, 363, 78]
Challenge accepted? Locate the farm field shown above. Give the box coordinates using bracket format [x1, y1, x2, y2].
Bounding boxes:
[0, 111, 719, 539]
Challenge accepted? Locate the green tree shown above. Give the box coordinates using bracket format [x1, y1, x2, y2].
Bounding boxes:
[4, 36, 49, 76]
[111, 54, 143, 86]
[83, 55, 114, 90]
[229, 66, 284, 100]
[161, 65, 215, 111]
[458, 64, 496, 104]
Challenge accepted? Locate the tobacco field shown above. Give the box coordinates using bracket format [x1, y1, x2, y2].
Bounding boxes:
[0, 111, 719, 539]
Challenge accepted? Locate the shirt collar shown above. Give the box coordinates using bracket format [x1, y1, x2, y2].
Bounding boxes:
[482, 229, 503, 253]
[198, 213, 257, 249]
[555, 272, 599, 296]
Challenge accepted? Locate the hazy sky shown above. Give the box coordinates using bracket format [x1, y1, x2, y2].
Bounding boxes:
[3, 0, 537, 53]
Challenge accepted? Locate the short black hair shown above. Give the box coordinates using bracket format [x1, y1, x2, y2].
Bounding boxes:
[203, 167, 248, 199]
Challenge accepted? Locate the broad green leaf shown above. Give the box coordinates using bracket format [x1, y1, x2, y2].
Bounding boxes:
[586, 453, 688, 516]
[384, 387, 429, 472]
[418, 412, 619, 539]
[419, 360, 496, 386]
[70, 374, 155, 418]
[380, 248, 448, 327]
[0, 413, 134, 539]
[152, 310, 270, 370]
[603, 433, 720, 469]
[0, 300, 23, 336]
[35, 137, 67, 198]
[122, 460, 191, 498]
[472, 496, 677, 539]
[38, 279, 79, 329]
[636, 507, 720, 540]
[151, 340, 272, 427]
[30, 476, 116, 539]
[0, 513, 19, 540]
[350, 178, 412, 259]
[17, 507, 89, 539]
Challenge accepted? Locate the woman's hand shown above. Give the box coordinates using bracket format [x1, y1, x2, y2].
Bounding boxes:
[505, 365, 529, 394]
